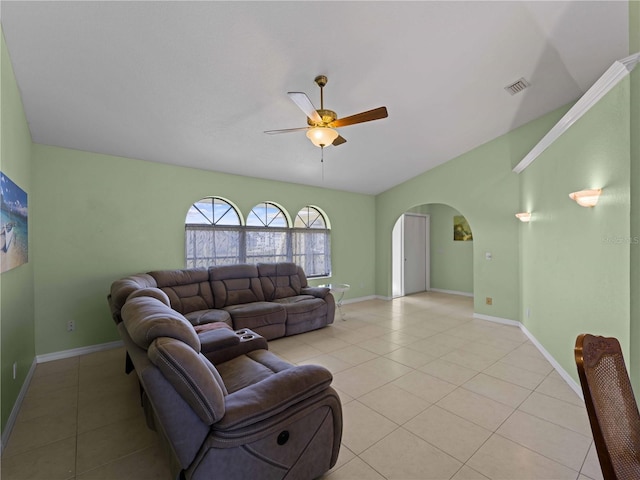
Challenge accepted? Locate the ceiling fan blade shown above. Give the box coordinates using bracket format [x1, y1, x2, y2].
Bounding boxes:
[332, 135, 347, 146]
[264, 127, 309, 135]
[288, 92, 322, 123]
[330, 106, 388, 128]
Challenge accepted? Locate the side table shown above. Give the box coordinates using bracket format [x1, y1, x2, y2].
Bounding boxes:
[319, 283, 350, 321]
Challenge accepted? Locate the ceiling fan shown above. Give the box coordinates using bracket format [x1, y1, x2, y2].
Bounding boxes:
[265, 75, 388, 148]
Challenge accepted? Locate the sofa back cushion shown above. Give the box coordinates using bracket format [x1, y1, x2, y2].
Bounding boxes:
[122, 296, 200, 351]
[209, 264, 265, 308]
[296, 265, 309, 288]
[149, 269, 214, 314]
[258, 262, 303, 300]
[109, 274, 158, 322]
[148, 337, 227, 425]
[126, 287, 171, 306]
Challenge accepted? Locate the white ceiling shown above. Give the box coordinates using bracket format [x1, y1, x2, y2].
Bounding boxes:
[0, 1, 630, 195]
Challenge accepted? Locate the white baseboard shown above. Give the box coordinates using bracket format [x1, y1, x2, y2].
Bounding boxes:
[36, 340, 123, 363]
[375, 295, 393, 301]
[341, 295, 378, 305]
[473, 313, 583, 400]
[472, 313, 520, 326]
[1, 358, 37, 455]
[430, 288, 474, 298]
[519, 324, 583, 400]
[2, 340, 125, 453]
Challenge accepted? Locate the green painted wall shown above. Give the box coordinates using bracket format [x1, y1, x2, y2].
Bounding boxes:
[375, 104, 570, 320]
[520, 79, 631, 383]
[31, 145, 375, 355]
[0, 31, 35, 436]
[629, 0, 640, 391]
[1, 4, 638, 438]
[428, 204, 473, 295]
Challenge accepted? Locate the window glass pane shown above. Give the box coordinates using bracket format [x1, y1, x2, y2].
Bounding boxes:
[295, 206, 325, 229]
[213, 199, 241, 225]
[186, 201, 214, 225]
[245, 228, 288, 263]
[247, 203, 287, 227]
[185, 227, 241, 267]
[292, 229, 330, 277]
[186, 198, 240, 226]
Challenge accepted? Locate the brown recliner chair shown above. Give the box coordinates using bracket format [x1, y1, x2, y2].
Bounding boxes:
[119, 290, 342, 480]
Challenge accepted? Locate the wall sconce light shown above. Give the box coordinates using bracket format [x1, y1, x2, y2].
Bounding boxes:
[569, 188, 602, 207]
[515, 212, 531, 222]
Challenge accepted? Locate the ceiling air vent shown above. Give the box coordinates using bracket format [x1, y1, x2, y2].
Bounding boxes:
[505, 78, 530, 95]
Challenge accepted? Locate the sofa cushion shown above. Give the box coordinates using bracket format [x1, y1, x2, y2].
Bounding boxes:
[149, 269, 214, 314]
[209, 264, 265, 307]
[126, 287, 171, 306]
[122, 296, 200, 351]
[148, 337, 227, 425]
[258, 262, 303, 300]
[184, 309, 232, 328]
[224, 302, 286, 338]
[275, 296, 329, 335]
[109, 274, 157, 321]
[216, 349, 293, 394]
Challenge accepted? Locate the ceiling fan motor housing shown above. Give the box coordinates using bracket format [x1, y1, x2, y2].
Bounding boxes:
[307, 109, 337, 127]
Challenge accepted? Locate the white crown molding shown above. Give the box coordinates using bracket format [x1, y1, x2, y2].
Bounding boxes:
[513, 52, 640, 174]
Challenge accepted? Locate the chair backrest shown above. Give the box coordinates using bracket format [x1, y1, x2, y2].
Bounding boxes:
[575, 334, 640, 480]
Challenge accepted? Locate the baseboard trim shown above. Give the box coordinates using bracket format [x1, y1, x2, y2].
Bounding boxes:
[1, 358, 37, 455]
[375, 295, 393, 301]
[472, 313, 519, 327]
[473, 313, 583, 400]
[36, 340, 123, 363]
[519, 324, 583, 400]
[341, 295, 378, 305]
[430, 288, 474, 298]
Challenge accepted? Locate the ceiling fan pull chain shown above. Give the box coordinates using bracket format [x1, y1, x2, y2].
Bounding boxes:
[321, 146, 325, 181]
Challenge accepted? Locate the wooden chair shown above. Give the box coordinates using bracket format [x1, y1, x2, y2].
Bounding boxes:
[575, 334, 640, 479]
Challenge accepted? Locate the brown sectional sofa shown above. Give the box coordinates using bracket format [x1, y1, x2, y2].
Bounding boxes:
[109, 262, 336, 340]
[108, 263, 342, 479]
[117, 288, 342, 480]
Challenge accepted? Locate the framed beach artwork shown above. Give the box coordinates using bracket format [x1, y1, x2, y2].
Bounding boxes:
[1, 172, 28, 273]
[453, 215, 473, 241]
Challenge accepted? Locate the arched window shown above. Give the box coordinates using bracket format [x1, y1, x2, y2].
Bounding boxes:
[185, 199, 331, 277]
[246, 202, 288, 227]
[245, 202, 289, 264]
[185, 197, 242, 267]
[293, 206, 331, 277]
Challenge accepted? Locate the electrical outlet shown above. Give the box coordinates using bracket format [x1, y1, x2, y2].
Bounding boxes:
[67, 320, 75, 332]
[486, 297, 493, 305]
[13, 361, 17, 380]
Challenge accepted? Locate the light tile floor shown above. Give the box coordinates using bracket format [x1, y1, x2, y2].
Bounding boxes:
[1, 292, 604, 479]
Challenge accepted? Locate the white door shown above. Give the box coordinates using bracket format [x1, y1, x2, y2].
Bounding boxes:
[403, 214, 429, 295]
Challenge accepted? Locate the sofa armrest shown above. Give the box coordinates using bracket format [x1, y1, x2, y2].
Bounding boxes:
[199, 327, 240, 351]
[301, 286, 331, 299]
[214, 365, 332, 431]
[202, 329, 268, 365]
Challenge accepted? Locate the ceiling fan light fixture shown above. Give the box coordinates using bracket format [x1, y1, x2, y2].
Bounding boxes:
[306, 127, 339, 147]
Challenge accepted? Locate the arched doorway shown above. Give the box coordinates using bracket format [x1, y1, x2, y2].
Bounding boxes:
[392, 203, 474, 298]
